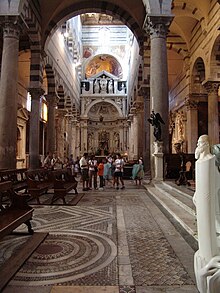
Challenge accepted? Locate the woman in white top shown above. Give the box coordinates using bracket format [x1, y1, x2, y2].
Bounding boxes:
[113, 153, 125, 190]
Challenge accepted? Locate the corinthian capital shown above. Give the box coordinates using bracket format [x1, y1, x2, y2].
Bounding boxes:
[145, 14, 174, 39]
[202, 80, 220, 94]
[184, 97, 198, 111]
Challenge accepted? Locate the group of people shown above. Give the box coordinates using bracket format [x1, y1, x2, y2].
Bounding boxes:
[42, 152, 80, 175]
[79, 153, 125, 191]
[42, 151, 144, 192]
[79, 153, 144, 192]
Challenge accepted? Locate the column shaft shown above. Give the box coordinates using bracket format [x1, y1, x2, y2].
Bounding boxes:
[0, 22, 19, 168]
[147, 15, 173, 153]
[46, 94, 57, 153]
[29, 89, 43, 169]
[56, 110, 66, 158]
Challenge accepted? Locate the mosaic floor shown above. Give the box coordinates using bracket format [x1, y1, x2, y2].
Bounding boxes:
[0, 181, 199, 292]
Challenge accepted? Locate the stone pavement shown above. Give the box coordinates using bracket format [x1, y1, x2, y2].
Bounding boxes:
[1, 180, 199, 292]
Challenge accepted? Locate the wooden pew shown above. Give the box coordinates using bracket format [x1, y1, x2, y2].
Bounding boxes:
[26, 169, 53, 204]
[0, 181, 34, 240]
[50, 169, 78, 204]
[0, 168, 28, 193]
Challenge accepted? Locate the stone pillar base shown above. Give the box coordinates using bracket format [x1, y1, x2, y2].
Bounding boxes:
[152, 141, 164, 181]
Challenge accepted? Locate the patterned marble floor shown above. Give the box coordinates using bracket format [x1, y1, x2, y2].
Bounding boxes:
[0, 181, 199, 293]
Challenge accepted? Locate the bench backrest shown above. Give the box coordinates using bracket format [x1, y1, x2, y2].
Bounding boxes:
[0, 169, 27, 183]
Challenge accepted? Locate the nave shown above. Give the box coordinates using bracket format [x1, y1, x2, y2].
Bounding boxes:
[0, 180, 198, 293]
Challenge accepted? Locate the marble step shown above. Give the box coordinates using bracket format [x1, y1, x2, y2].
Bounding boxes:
[146, 184, 197, 245]
[155, 182, 196, 216]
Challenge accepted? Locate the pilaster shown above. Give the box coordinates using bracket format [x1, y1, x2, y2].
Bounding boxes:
[185, 97, 198, 153]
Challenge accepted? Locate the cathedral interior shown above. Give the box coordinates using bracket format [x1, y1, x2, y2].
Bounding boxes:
[0, 1, 220, 292]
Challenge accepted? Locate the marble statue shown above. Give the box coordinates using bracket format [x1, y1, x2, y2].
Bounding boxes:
[211, 144, 220, 236]
[193, 135, 220, 293]
[100, 76, 107, 94]
[94, 80, 99, 94]
[108, 80, 114, 94]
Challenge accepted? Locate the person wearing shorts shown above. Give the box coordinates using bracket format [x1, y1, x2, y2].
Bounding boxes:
[79, 153, 89, 191]
[113, 153, 125, 190]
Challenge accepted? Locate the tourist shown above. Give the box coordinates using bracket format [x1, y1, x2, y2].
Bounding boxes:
[104, 159, 112, 186]
[98, 159, 105, 190]
[43, 151, 52, 169]
[79, 153, 89, 191]
[113, 153, 125, 190]
[88, 155, 98, 189]
[51, 152, 63, 170]
[132, 160, 144, 186]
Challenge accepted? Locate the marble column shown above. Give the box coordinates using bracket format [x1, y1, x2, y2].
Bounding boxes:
[0, 21, 20, 169]
[147, 15, 173, 153]
[128, 114, 134, 160]
[132, 111, 139, 159]
[29, 88, 44, 169]
[75, 122, 80, 158]
[56, 110, 66, 159]
[203, 81, 220, 145]
[70, 120, 77, 156]
[45, 94, 57, 154]
[185, 98, 198, 153]
[80, 119, 88, 153]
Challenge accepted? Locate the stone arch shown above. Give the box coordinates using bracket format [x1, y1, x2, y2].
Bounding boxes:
[191, 57, 206, 94]
[57, 85, 65, 109]
[209, 33, 220, 80]
[171, 2, 207, 33]
[43, 1, 145, 49]
[20, 0, 44, 89]
[44, 64, 56, 94]
[84, 99, 123, 118]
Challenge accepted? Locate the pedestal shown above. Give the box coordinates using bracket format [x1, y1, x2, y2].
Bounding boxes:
[152, 141, 164, 181]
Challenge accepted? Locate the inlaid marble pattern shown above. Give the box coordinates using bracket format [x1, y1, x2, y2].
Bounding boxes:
[8, 195, 118, 286]
[1, 185, 197, 292]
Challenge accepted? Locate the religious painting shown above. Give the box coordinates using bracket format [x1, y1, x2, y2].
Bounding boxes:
[83, 47, 93, 58]
[85, 54, 122, 78]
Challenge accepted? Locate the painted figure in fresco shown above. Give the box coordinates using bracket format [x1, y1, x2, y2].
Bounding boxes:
[148, 110, 165, 141]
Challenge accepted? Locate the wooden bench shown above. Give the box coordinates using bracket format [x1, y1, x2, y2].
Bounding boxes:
[0, 181, 34, 240]
[51, 169, 78, 204]
[26, 169, 53, 204]
[0, 168, 28, 193]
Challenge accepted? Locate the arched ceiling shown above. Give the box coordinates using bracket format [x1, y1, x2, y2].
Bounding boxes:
[39, 0, 146, 47]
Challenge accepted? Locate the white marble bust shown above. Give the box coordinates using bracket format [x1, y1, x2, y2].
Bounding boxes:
[195, 134, 213, 161]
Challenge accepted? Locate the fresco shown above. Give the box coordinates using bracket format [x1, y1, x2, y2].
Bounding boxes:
[85, 54, 122, 78]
